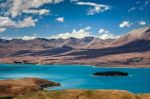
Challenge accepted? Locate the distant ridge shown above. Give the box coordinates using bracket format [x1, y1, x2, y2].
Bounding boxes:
[0, 27, 150, 67]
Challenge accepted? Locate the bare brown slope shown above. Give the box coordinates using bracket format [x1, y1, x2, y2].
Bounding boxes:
[0, 78, 60, 96]
[112, 26, 150, 46]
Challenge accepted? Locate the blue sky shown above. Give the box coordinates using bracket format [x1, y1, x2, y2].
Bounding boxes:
[0, 0, 150, 39]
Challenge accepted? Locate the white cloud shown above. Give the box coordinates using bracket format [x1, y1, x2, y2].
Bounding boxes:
[136, 1, 140, 4]
[138, 20, 146, 25]
[10, 0, 63, 17]
[49, 27, 91, 39]
[10, 0, 50, 17]
[55, 17, 65, 23]
[0, 17, 16, 28]
[99, 29, 109, 34]
[0, 16, 37, 29]
[0, 28, 6, 32]
[85, 26, 91, 30]
[23, 9, 50, 15]
[17, 17, 38, 28]
[19, 36, 37, 40]
[49, 27, 120, 40]
[0, 0, 64, 32]
[75, 2, 110, 15]
[128, 7, 136, 12]
[119, 21, 133, 28]
[70, 0, 79, 2]
[128, 0, 149, 11]
[98, 29, 120, 39]
[54, 0, 64, 3]
[137, 0, 150, 10]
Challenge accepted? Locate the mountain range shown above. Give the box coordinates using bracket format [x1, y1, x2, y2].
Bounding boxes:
[0, 26, 150, 67]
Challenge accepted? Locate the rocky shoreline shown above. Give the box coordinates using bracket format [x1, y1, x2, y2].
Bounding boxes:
[0, 62, 149, 68]
[0, 51, 150, 68]
[0, 56, 150, 68]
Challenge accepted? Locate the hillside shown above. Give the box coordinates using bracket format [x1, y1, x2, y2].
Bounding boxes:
[112, 26, 150, 46]
[14, 89, 150, 99]
[0, 78, 60, 96]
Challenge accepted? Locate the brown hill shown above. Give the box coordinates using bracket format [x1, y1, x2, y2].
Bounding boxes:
[113, 26, 150, 46]
[0, 78, 60, 96]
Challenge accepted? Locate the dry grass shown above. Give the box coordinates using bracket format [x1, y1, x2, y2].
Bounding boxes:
[0, 78, 60, 96]
[138, 94, 150, 99]
[14, 89, 150, 99]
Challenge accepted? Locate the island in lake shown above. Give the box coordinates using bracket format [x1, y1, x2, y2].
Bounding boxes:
[93, 71, 129, 76]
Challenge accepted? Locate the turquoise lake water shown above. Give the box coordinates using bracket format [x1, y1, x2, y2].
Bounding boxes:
[0, 64, 150, 93]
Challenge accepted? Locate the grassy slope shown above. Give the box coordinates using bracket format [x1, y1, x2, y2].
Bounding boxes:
[14, 89, 150, 99]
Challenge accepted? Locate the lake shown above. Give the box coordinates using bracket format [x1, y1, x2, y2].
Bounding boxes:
[0, 64, 150, 93]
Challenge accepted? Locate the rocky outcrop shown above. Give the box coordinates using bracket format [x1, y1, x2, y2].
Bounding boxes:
[0, 78, 60, 97]
[93, 71, 129, 76]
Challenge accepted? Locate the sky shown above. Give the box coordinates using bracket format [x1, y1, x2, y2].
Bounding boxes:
[0, 0, 150, 40]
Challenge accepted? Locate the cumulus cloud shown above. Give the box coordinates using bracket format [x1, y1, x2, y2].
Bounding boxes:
[138, 20, 146, 25]
[10, 0, 63, 17]
[119, 21, 133, 28]
[23, 9, 50, 15]
[98, 29, 120, 39]
[17, 17, 38, 28]
[0, 0, 64, 32]
[19, 36, 37, 40]
[55, 17, 65, 23]
[0, 16, 37, 29]
[0, 28, 6, 32]
[99, 29, 109, 34]
[10, 0, 49, 17]
[49, 27, 91, 39]
[75, 2, 110, 15]
[0, 17, 16, 28]
[49, 27, 120, 40]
